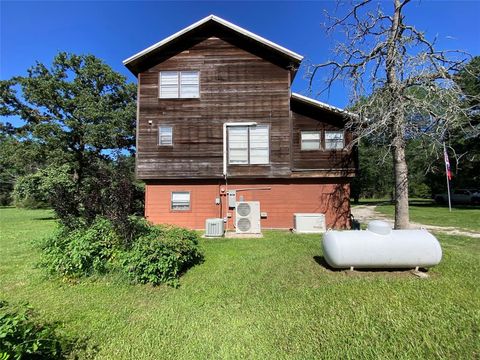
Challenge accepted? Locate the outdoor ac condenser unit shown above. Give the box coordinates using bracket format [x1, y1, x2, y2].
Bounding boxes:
[293, 213, 326, 233]
[205, 218, 224, 237]
[235, 201, 261, 234]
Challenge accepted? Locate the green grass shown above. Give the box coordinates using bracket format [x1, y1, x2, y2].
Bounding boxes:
[375, 202, 480, 232]
[1, 207, 479, 359]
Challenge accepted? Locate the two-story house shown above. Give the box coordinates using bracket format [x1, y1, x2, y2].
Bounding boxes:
[123, 15, 357, 231]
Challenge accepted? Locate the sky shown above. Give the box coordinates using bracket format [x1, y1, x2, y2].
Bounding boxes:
[1, 0, 479, 126]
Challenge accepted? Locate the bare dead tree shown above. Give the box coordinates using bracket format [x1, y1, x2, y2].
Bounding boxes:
[307, 0, 478, 229]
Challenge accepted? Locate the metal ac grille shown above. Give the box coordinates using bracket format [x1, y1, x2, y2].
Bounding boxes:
[237, 218, 251, 232]
[237, 202, 251, 217]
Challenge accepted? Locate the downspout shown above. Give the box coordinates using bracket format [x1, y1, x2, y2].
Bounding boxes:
[222, 122, 257, 231]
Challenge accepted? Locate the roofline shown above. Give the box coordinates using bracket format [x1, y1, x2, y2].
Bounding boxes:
[123, 15, 304, 65]
[291, 93, 356, 118]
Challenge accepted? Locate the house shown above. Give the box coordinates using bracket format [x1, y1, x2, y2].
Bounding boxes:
[123, 15, 357, 231]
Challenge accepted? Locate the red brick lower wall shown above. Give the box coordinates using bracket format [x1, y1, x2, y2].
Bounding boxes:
[144, 179, 351, 230]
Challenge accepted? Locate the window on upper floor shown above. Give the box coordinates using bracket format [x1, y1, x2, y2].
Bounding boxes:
[301, 131, 321, 150]
[325, 130, 345, 150]
[158, 126, 173, 146]
[228, 125, 269, 165]
[171, 191, 190, 211]
[159, 71, 199, 99]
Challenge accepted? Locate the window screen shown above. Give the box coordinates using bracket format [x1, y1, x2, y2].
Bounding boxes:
[325, 131, 344, 150]
[158, 126, 173, 146]
[301, 131, 321, 150]
[249, 125, 269, 164]
[228, 127, 249, 164]
[171, 192, 190, 211]
[159, 71, 199, 98]
[228, 125, 269, 165]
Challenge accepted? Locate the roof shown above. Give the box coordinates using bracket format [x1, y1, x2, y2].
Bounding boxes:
[123, 15, 304, 76]
[291, 93, 356, 118]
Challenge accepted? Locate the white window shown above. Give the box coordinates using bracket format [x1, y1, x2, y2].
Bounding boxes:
[228, 125, 269, 165]
[325, 130, 344, 150]
[249, 125, 269, 164]
[228, 127, 249, 164]
[158, 126, 173, 146]
[159, 71, 199, 98]
[301, 131, 321, 150]
[171, 192, 190, 211]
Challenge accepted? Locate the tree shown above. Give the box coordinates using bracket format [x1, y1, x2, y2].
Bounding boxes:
[1, 52, 136, 185]
[308, 0, 478, 228]
[0, 52, 139, 227]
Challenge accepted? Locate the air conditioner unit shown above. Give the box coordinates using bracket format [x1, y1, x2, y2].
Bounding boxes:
[205, 218, 224, 237]
[235, 201, 261, 234]
[293, 213, 326, 233]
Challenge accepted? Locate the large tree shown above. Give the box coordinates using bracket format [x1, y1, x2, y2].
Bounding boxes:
[1, 52, 136, 184]
[0, 52, 138, 225]
[309, 0, 478, 228]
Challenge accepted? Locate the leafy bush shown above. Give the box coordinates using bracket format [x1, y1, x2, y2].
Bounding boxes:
[39, 218, 121, 278]
[39, 217, 203, 286]
[120, 226, 203, 286]
[0, 300, 67, 359]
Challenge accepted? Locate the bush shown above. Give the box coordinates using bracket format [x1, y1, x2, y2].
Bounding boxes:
[39, 217, 203, 286]
[39, 218, 121, 278]
[0, 300, 67, 359]
[120, 226, 203, 286]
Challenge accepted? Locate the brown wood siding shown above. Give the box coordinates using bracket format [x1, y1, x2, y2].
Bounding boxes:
[137, 36, 291, 179]
[291, 103, 356, 174]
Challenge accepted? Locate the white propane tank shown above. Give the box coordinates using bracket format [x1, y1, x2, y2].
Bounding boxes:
[322, 220, 442, 269]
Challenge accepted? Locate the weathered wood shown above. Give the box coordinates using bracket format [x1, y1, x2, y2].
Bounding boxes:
[136, 36, 357, 180]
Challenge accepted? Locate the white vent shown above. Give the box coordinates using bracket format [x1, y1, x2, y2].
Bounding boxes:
[293, 213, 326, 233]
[235, 201, 261, 234]
[205, 218, 224, 237]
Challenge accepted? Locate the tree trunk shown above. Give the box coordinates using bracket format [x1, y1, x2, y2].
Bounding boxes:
[392, 136, 409, 229]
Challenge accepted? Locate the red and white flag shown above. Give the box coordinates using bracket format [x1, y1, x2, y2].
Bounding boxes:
[444, 145, 452, 181]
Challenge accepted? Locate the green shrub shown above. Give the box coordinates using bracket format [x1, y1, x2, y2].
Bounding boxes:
[120, 226, 203, 286]
[39, 218, 121, 278]
[39, 217, 204, 286]
[0, 300, 66, 359]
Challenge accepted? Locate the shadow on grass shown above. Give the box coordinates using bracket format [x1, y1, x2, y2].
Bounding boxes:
[33, 216, 57, 221]
[313, 255, 428, 277]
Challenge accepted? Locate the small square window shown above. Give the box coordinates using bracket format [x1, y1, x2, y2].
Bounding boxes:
[325, 131, 344, 150]
[158, 126, 173, 146]
[301, 131, 321, 150]
[171, 192, 190, 211]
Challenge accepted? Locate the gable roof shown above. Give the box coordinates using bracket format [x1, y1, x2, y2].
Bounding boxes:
[123, 15, 304, 76]
[291, 93, 356, 118]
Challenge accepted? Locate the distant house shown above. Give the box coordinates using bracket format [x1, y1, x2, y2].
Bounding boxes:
[123, 15, 357, 230]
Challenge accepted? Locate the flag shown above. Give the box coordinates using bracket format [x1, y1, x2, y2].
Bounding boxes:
[444, 145, 452, 181]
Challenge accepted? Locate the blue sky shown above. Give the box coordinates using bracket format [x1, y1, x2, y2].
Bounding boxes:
[1, 0, 479, 123]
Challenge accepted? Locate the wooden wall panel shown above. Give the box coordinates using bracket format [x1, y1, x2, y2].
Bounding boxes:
[137, 37, 291, 179]
[291, 106, 356, 173]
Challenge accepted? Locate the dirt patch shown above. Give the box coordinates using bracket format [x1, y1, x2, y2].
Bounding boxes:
[351, 205, 480, 238]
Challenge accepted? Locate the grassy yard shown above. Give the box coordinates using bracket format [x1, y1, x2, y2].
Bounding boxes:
[1, 207, 479, 359]
[374, 201, 480, 232]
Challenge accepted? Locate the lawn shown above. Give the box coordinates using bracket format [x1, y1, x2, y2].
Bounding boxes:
[1, 207, 479, 359]
[374, 201, 480, 232]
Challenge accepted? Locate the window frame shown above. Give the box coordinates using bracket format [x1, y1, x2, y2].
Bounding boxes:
[227, 124, 270, 165]
[158, 125, 173, 146]
[324, 130, 345, 151]
[300, 131, 322, 151]
[159, 71, 200, 99]
[171, 191, 191, 211]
